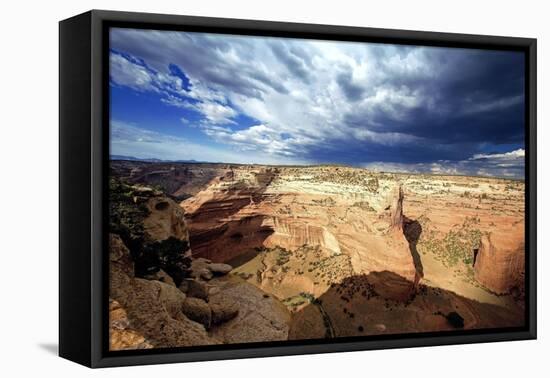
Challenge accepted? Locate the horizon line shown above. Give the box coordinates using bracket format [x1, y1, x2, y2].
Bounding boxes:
[110, 155, 525, 181]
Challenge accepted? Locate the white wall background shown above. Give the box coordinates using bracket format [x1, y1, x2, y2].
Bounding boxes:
[0, 0, 546, 376]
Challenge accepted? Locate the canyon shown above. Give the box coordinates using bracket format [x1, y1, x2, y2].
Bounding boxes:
[109, 160, 526, 349]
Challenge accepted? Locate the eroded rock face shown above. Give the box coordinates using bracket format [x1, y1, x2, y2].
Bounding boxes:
[208, 277, 291, 343]
[143, 196, 190, 242]
[265, 218, 342, 255]
[109, 233, 134, 276]
[109, 180, 192, 286]
[181, 297, 212, 328]
[109, 234, 216, 350]
[388, 186, 404, 231]
[109, 298, 153, 350]
[109, 230, 292, 350]
[345, 184, 416, 285]
[182, 170, 417, 287]
[474, 229, 525, 295]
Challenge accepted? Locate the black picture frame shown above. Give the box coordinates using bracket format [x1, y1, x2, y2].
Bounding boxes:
[59, 9, 537, 368]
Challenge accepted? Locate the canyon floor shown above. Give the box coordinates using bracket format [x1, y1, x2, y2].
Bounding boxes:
[109, 160, 525, 348]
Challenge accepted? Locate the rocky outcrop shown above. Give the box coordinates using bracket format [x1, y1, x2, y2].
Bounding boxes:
[109, 180, 192, 286]
[350, 185, 417, 284]
[143, 269, 175, 286]
[474, 229, 525, 295]
[109, 298, 153, 350]
[109, 234, 215, 350]
[109, 180, 291, 350]
[388, 186, 404, 231]
[109, 230, 291, 350]
[143, 196, 190, 242]
[181, 297, 212, 328]
[208, 278, 291, 343]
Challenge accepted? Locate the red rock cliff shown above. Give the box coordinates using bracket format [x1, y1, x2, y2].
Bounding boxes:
[474, 228, 525, 295]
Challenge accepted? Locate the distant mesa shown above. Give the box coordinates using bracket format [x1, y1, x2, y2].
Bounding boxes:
[110, 154, 201, 163]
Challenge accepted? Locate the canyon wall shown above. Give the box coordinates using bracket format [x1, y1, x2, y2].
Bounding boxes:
[181, 168, 418, 294]
[474, 229, 525, 295]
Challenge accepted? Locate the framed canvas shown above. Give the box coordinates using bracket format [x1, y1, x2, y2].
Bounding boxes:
[59, 10, 537, 368]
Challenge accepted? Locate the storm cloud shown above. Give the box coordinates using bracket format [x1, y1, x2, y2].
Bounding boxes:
[109, 28, 525, 178]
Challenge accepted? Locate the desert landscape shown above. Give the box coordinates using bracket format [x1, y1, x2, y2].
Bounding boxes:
[108, 160, 525, 350]
[107, 27, 526, 351]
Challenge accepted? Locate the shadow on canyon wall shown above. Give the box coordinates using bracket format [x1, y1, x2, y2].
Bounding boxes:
[403, 215, 424, 279]
[185, 169, 278, 262]
[288, 270, 525, 340]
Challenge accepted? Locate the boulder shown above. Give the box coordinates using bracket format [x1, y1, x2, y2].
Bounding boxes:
[199, 269, 214, 281]
[110, 274, 216, 350]
[208, 263, 233, 275]
[181, 297, 212, 328]
[188, 257, 213, 280]
[208, 280, 291, 343]
[181, 279, 209, 300]
[109, 234, 217, 350]
[210, 298, 239, 325]
[154, 280, 187, 317]
[143, 269, 176, 286]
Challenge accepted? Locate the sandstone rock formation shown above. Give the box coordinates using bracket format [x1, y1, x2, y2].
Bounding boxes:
[474, 229, 525, 295]
[182, 168, 417, 285]
[143, 196, 190, 242]
[109, 180, 292, 350]
[143, 269, 175, 286]
[181, 297, 212, 328]
[388, 185, 404, 230]
[109, 233, 215, 350]
[109, 298, 153, 350]
[208, 263, 233, 275]
[373, 185, 416, 281]
[208, 278, 291, 343]
[110, 161, 526, 343]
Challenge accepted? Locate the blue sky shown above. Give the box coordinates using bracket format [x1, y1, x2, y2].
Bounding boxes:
[109, 28, 525, 178]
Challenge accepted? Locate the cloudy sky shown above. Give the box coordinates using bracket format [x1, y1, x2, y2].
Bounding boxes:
[109, 28, 525, 178]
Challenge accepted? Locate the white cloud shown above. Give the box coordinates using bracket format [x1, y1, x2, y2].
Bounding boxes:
[110, 53, 157, 92]
[364, 149, 525, 179]
[110, 120, 307, 165]
[109, 29, 460, 156]
[194, 102, 237, 124]
[470, 148, 525, 161]
[109, 28, 525, 173]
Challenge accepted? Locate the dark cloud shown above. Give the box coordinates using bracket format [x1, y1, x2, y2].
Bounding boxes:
[109, 28, 526, 178]
[270, 42, 312, 83]
[337, 71, 365, 101]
